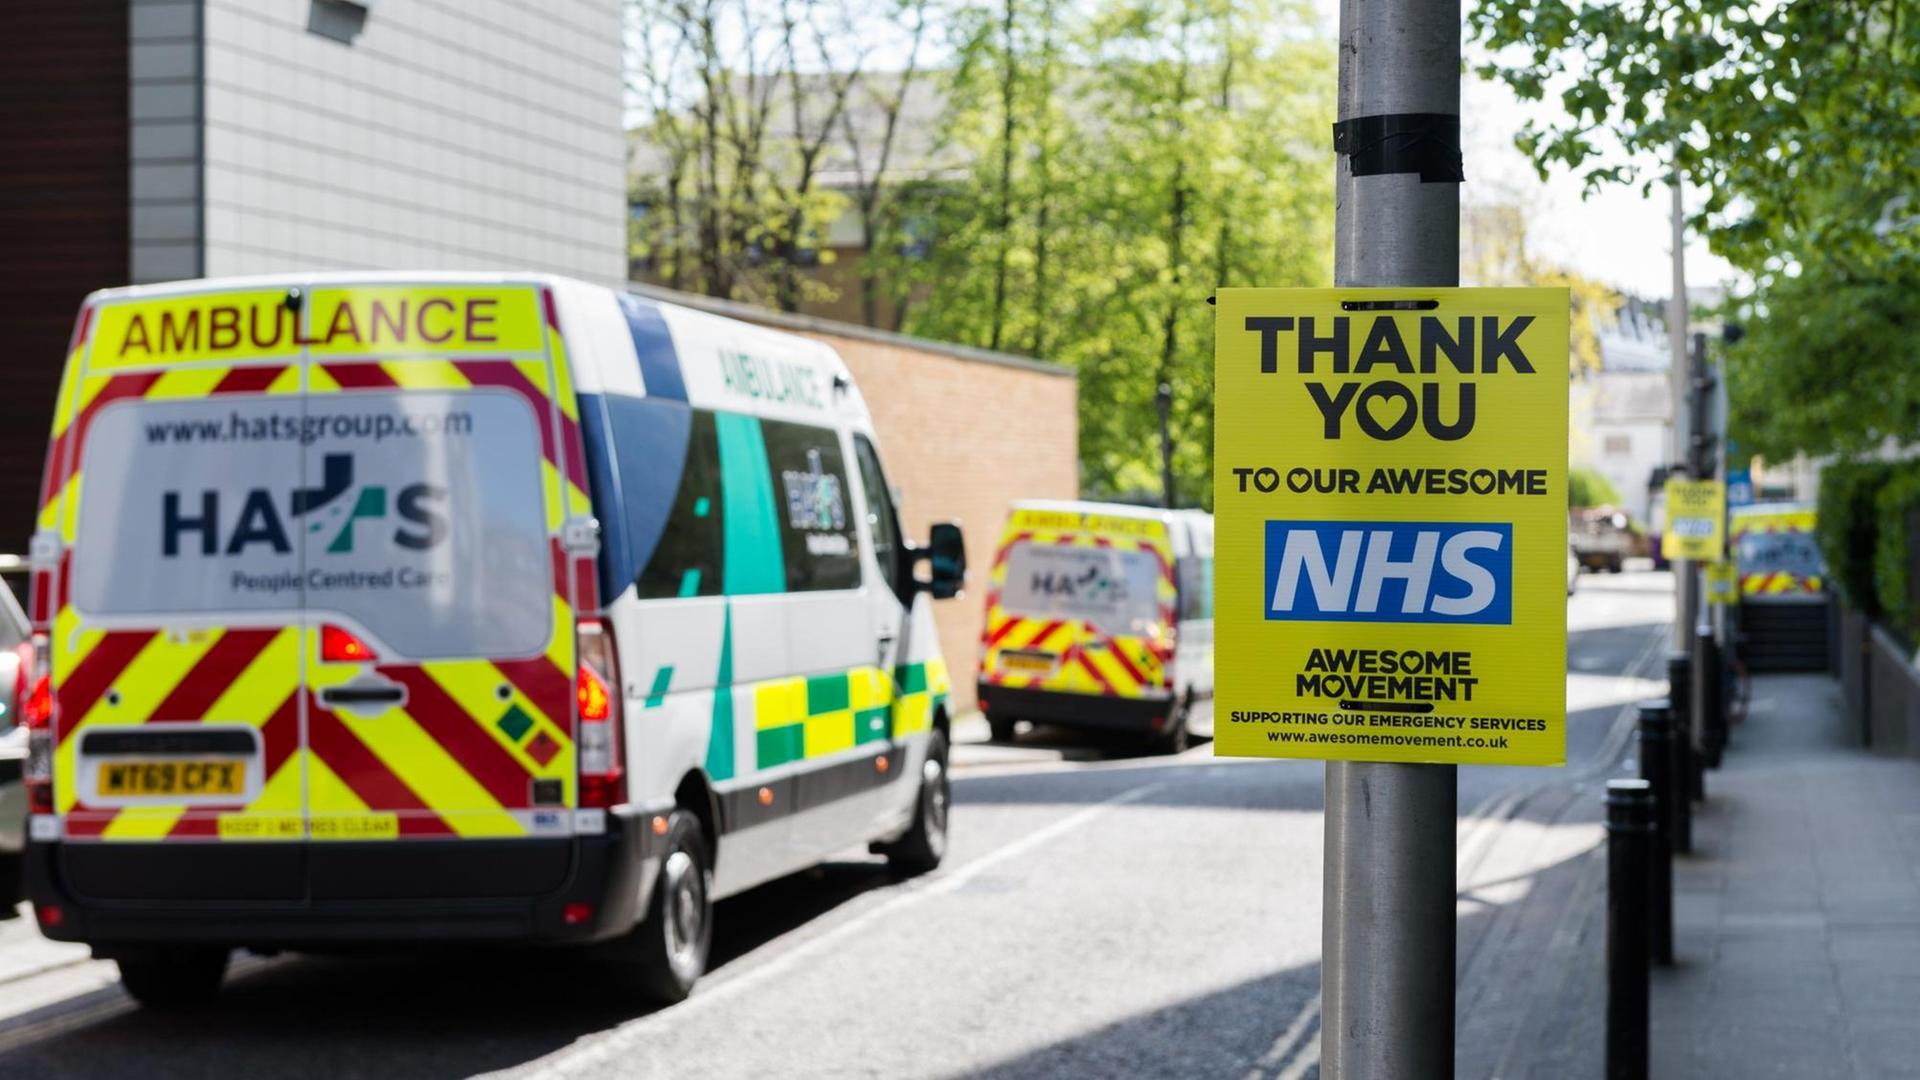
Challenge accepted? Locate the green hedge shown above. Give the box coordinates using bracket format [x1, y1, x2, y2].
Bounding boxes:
[1817, 460, 1893, 617]
[1872, 464, 1920, 639]
[1568, 465, 1621, 509]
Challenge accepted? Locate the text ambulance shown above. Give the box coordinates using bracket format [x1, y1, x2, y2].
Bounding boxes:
[977, 501, 1213, 753]
[20, 274, 965, 1005]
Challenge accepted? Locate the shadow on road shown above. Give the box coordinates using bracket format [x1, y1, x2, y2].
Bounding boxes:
[0, 860, 907, 1080]
[941, 831, 1609, 1079]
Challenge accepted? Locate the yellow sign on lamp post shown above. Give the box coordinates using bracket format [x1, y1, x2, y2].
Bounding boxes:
[1211, 288, 1570, 767]
[1662, 478, 1727, 562]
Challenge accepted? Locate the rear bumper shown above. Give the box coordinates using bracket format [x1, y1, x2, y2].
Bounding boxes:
[25, 807, 666, 951]
[977, 682, 1174, 733]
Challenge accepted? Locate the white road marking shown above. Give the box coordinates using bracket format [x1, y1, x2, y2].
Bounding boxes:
[1276, 1030, 1321, 1080]
[1246, 991, 1320, 1079]
[512, 778, 1170, 1080]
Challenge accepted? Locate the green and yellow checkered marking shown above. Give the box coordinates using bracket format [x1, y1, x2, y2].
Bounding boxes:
[750, 660, 949, 769]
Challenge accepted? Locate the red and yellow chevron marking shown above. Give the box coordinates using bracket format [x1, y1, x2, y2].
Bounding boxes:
[979, 518, 1177, 701]
[56, 626, 304, 841]
[37, 283, 589, 843]
[1739, 571, 1824, 597]
[303, 631, 576, 839]
[296, 332, 583, 839]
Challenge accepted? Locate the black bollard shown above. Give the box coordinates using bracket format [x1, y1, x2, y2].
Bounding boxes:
[1697, 627, 1726, 767]
[1637, 699, 1675, 966]
[1668, 650, 1704, 804]
[1607, 779, 1654, 1080]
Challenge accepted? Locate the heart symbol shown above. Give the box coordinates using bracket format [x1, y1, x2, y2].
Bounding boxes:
[1357, 384, 1417, 438]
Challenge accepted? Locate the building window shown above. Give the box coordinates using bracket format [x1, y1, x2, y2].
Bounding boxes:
[308, 0, 371, 45]
[1603, 433, 1632, 457]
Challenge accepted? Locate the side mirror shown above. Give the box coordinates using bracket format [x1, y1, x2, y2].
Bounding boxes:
[922, 522, 966, 600]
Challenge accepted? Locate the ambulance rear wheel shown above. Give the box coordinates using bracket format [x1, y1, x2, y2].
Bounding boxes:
[987, 716, 1017, 743]
[117, 945, 229, 1009]
[629, 810, 712, 1004]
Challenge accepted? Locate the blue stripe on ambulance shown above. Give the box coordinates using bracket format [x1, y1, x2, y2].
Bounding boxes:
[580, 294, 693, 598]
[619, 294, 688, 403]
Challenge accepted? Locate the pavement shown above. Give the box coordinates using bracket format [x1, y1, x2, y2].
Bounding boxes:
[0, 572, 1673, 1078]
[1651, 672, 1920, 1079]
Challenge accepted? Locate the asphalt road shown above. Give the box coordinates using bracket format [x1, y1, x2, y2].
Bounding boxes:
[0, 570, 1671, 1079]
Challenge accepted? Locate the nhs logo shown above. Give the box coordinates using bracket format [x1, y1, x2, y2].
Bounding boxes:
[1264, 520, 1512, 624]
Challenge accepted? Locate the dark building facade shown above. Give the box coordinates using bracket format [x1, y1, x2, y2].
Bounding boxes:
[0, 3, 130, 552]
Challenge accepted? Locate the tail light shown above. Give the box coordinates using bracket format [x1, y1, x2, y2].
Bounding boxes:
[1146, 635, 1176, 686]
[321, 624, 377, 663]
[22, 633, 53, 815]
[575, 618, 626, 809]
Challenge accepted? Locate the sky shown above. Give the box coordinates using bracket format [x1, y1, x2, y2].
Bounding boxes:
[1462, 63, 1736, 300]
[1307, 0, 1735, 299]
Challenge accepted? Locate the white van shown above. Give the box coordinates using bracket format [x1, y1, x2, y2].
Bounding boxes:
[20, 274, 965, 1005]
[977, 501, 1213, 752]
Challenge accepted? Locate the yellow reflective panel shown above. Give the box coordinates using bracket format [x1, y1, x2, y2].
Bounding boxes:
[304, 286, 545, 356]
[89, 291, 305, 370]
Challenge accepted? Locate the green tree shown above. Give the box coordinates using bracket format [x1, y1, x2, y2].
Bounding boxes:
[1568, 466, 1621, 508]
[910, 0, 1335, 505]
[625, 0, 875, 308]
[1469, 0, 1920, 462]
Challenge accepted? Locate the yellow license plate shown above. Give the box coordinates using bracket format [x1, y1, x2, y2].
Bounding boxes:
[1002, 652, 1056, 674]
[98, 760, 246, 798]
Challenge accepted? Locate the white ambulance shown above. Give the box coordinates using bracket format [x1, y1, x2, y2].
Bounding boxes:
[20, 274, 965, 1005]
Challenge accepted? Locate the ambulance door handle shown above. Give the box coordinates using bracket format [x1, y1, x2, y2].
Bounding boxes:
[875, 633, 895, 668]
[319, 683, 406, 711]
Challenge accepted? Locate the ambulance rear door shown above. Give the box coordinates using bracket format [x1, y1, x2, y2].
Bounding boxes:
[296, 282, 587, 895]
[47, 284, 313, 900]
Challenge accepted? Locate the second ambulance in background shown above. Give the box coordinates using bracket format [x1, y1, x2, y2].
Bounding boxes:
[977, 500, 1213, 753]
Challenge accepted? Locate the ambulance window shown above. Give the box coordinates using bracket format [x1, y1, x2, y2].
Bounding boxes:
[1178, 555, 1214, 620]
[852, 434, 904, 597]
[629, 406, 726, 600]
[1001, 542, 1164, 636]
[70, 390, 553, 660]
[69, 397, 308, 620]
[760, 420, 860, 592]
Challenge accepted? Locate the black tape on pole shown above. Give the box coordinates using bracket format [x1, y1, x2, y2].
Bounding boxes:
[1332, 112, 1464, 183]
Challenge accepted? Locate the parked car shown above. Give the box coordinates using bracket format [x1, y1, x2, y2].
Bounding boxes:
[1571, 508, 1633, 573]
[0, 577, 28, 910]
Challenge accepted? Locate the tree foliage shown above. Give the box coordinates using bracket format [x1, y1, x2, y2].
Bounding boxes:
[1568, 466, 1621, 508]
[625, 0, 922, 310]
[908, 0, 1334, 505]
[626, 0, 1336, 503]
[1469, 0, 1920, 461]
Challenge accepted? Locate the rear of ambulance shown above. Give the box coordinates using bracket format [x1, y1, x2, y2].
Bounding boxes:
[976, 504, 1182, 737]
[23, 276, 654, 965]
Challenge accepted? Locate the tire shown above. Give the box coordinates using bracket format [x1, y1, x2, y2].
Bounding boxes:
[0, 853, 21, 911]
[882, 729, 950, 877]
[1151, 695, 1192, 755]
[117, 946, 229, 1009]
[986, 716, 1017, 743]
[623, 809, 713, 1005]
